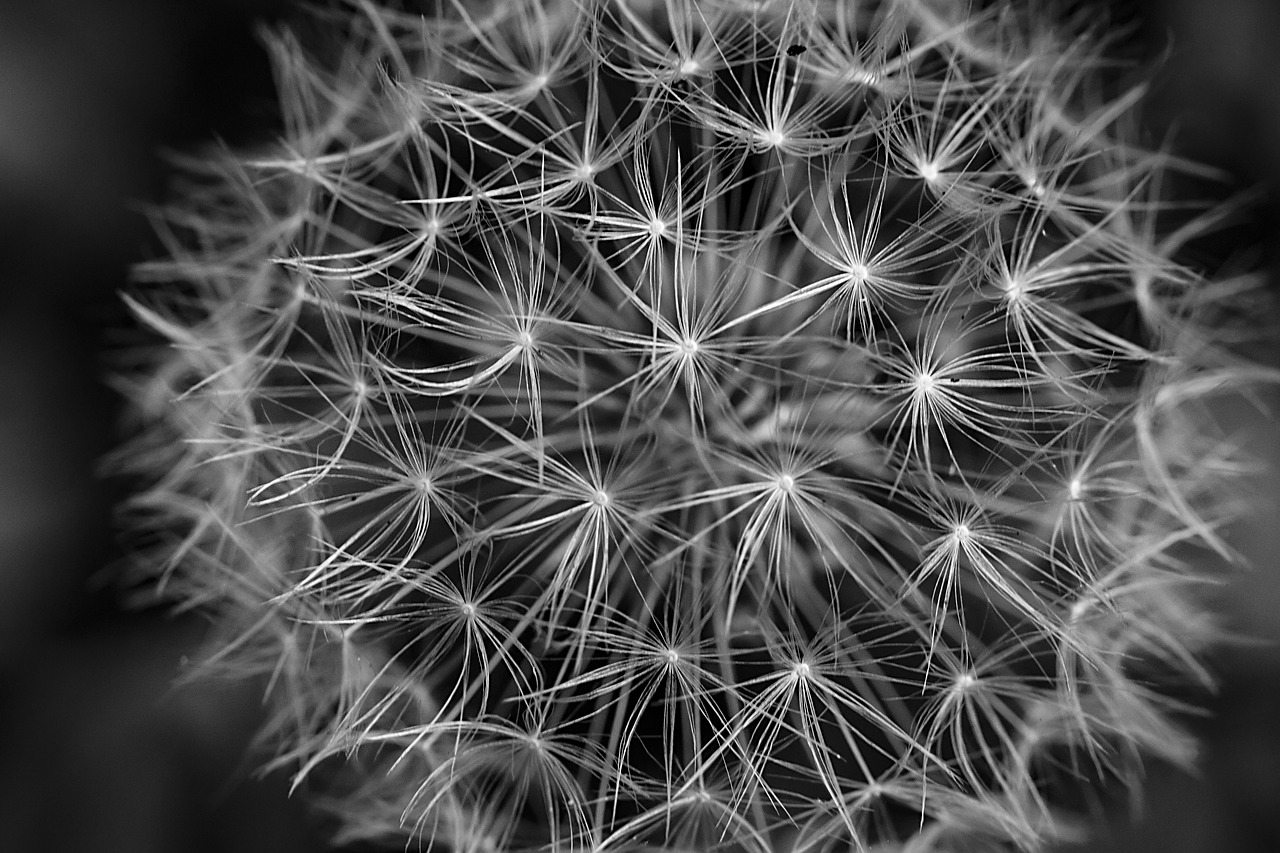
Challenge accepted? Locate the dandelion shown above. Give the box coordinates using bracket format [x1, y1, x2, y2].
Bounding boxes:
[119, 0, 1276, 851]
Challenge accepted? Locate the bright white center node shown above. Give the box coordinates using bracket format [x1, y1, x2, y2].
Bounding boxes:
[793, 661, 812, 679]
[591, 488, 610, 507]
[953, 523, 971, 541]
[664, 648, 680, 666]
[918, 161, 941, 183]
[758, 128, 787, 149]
[914, 371, 937, 394]
[1068, 476, 1084, 500]
[1002, 275, 1025, 303]
[776, 473, 796, 493]
[422, 217, 442, 237]
[648, 218, 668, 238]
[677, 57, 702, 77]
[460, 602, 477, 619]
[414, 475, 433, 495]
[516, 330, 535, 349]
[849, 262, 869, 282]
[955, 671, 978, 691]
[1069, 597, 1091, 622]
[678, 337, 699, 357]
[1021, 170, 1047, 198]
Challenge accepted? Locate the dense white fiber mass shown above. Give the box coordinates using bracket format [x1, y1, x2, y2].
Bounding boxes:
[119, 1, 1277, 850]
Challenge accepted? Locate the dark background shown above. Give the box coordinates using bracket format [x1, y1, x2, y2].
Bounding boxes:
[0, 1, 1277, 851]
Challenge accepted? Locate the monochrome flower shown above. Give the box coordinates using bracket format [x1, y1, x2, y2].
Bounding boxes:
[120, 1, 1275, 850]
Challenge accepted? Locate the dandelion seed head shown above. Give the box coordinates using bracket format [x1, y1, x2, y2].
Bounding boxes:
[120, 0, 1276, 848]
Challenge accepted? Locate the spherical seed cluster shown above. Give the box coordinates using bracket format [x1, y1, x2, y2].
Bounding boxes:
[120, 0, 1274, 850]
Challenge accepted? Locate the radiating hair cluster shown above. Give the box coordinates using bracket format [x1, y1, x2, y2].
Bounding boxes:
[120, 0, 1273, 850]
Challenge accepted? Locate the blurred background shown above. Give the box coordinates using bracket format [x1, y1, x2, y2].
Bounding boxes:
[0, 1, 1277, 851]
